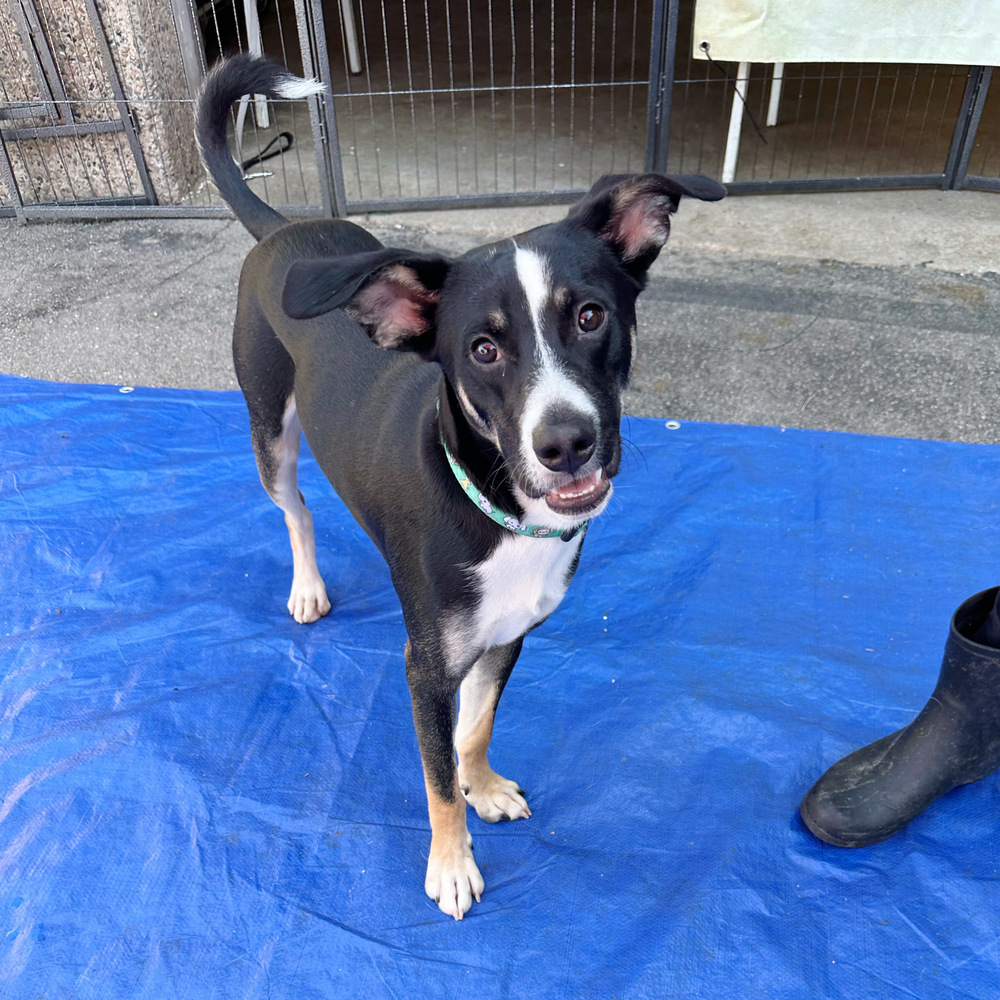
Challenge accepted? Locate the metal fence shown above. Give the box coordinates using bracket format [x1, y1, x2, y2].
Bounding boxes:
[0, 0, 997, 221]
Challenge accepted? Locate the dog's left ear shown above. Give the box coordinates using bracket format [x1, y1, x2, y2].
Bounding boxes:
[282, 249, 451, 351]
[565, 173, 726, 281]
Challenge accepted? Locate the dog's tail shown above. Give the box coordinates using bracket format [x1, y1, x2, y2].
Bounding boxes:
[196, 54, 324, 242]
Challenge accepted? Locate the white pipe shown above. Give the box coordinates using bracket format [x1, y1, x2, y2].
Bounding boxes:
[767, 62, 784, 127]
[339, 0, 363, 75]
[722, 61, 750, 184]
[244, 0, 270, 128]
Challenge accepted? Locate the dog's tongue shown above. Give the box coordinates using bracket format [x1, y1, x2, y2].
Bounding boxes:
[544, 468, 608, 513]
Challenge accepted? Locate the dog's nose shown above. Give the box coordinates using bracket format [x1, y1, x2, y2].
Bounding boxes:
[533, 417, 597, 474]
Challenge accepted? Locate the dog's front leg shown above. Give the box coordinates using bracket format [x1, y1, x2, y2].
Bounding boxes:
[405, 641, 483, 920]
[455, 639, 531, 824]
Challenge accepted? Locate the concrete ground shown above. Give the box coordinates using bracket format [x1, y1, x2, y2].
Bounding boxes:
[1, 187, 999, 443]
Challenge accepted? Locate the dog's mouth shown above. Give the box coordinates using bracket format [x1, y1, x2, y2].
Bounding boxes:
[543, 468, 611, 514]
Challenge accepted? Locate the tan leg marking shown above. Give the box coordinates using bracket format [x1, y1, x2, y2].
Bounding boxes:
[423, 774, 484, 921]
[455, 673, 531, 824]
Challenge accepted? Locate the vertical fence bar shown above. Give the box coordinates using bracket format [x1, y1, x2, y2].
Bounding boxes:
[294, 0, 346, 216]
[311, 0, 349, 214]
[169, 0, 206, 99]
[960, 69, 999, 189]
[626, 0, 639, 172]
[9, 0, 63, 121]
[946, 66, 991, 190]
[643, 0, 677, 174]
[293, 0, 331, 214]
[0, 132, 26, 222]
[83, 0, 156, 203]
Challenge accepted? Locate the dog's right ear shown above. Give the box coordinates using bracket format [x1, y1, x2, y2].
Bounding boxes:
[565, 173, 726, 282]
[282, 249, 451, 351]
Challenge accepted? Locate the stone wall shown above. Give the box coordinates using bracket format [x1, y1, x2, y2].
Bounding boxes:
[0, 0, 202, 207]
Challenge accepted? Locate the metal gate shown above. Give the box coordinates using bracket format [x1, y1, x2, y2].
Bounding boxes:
[311, 0, 1000, 209]
[0, 0, 156, 221]
[0, 0, 997, 221]
[0, 0, 325, 220]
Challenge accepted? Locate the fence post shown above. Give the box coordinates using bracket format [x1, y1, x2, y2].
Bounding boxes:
[294, 0, 348, 217]
[168, 0, 207, 100]
[644, 0, 678, 174]
[946, 66, 993, 191]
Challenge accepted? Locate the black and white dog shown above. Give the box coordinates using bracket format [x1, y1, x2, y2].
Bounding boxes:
[198, 55, 725, 919]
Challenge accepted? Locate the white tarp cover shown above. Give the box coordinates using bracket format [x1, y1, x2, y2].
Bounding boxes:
[693, 0, 1000, 65]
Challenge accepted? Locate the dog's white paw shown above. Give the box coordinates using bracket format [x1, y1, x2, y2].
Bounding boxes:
[461, 771, 531, 823]
[425, 832, 484, 920]
[287, 576, 331, 624]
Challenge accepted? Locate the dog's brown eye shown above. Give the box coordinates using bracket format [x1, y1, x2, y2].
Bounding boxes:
[471, 338, 499, 364]
[578, 304, 605, 332]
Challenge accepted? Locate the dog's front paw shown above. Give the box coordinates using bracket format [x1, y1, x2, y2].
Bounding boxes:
[461, 770, 531, 823]
[425, 832, 484, 920]
[287, 576, 331, 624]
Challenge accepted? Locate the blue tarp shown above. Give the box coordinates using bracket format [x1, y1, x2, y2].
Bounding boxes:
[2, 372, 999, 999]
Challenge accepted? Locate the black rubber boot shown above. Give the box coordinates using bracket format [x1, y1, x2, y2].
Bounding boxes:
[800, 586, 1000, 847]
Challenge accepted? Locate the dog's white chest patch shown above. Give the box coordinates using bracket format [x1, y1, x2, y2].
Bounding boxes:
[471, 532, 582, 651]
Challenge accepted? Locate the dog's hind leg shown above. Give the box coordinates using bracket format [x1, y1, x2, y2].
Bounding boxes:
[267, 395, 332, 623]
[455, 639, 531, 824]
[235, 309, 331, 624]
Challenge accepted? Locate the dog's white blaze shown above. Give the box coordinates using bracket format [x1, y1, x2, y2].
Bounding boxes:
[513, 244, 600, 485]
[518, 367, 600, 481]
[274, 75, 326, 100]
[514, 244, 551, 344]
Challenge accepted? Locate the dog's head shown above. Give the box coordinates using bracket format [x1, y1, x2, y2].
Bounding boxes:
[283, 173, 725, 527]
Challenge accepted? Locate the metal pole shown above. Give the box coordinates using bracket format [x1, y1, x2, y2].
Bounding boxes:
[309, 0, 348, 215]
[168, 0, 207, 100]
[0, 132, 26, 223]
[946, 66, 992, 191]
[766, 63, 784, 127]
[644, 3, 664, 173]
[643, 0, 678, 174]
[721, 61, 749, 184]
[294, 0, 347, 217]
[83, 0, 157, 204]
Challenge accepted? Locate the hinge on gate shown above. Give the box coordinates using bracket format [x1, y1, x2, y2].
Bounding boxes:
[124, 103, 140, 133]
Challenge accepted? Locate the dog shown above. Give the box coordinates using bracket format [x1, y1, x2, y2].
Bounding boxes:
[197, 54, 725, 919]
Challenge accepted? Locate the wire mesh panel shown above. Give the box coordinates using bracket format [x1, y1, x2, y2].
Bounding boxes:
[1, 0, 998, 220]
[328, 0, 654, 208]
[198, 0, 325, 212]
[665, 0, 972, 189]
